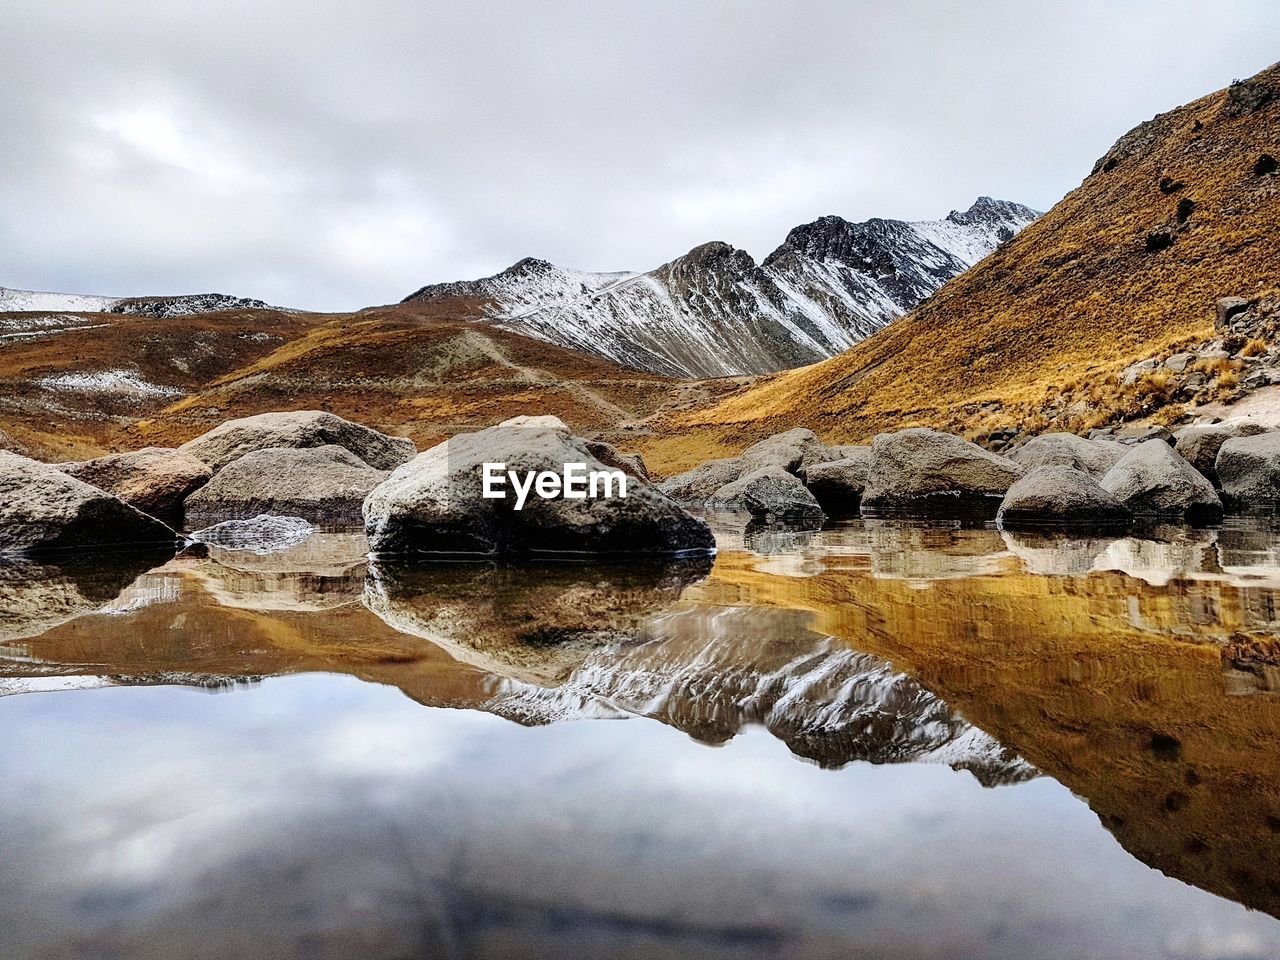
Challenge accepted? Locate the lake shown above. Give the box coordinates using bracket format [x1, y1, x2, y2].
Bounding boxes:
[3, 518, 1280, 959]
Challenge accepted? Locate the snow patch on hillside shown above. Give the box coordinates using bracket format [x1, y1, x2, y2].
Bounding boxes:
[0, 287, 119, 313]
[36, 369, 185, 398]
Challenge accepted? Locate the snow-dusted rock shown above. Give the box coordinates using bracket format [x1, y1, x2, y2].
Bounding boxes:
[188, 515, 315, 555]
[180, 410, 416, 472]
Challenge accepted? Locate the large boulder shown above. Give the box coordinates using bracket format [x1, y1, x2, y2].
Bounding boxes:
[658, 457, 742, 504]
[183, 444, 389, 527]
[707, 466, 824, 519]
[1099, 439, 1222, 523]
[800, 450, 871, 515]
[737, 428, 834, 474]
[60, 447, 212, 526]
[180, 410, 416, 472]
[1007, 433, 1126, 479]
[363, 416, 714, 557]
[996, 466, 1132, 531]
[1174, 419, 1270, 486]
[1217, 432, 1280, 511]
[860, 428, 1024, 519]
[0, 450, 177, 555]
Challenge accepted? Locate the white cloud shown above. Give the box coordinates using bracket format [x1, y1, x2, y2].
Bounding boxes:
[0, 0, 1276, 310]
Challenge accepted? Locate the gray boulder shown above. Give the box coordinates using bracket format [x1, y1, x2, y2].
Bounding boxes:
[707, 466, 824, 519]
[737, 428, 834, 474]
[800, 450, 871, 515]
[180, 410, 416, 472]
[0, 450, 177, 555]
[1217, 432, 1280, 511]
[1008, 433, 1126, 479]
[1099, 439, 1222, 523]
[363, 416, 714, 557]
[860, 428, 1024, 519]
[658, 428, 837, 508]
[184, 444, 389, 527]
[61, 447, 212, 526]
[996, 466, 1132, 530]
[658, 458, 742, 504]
[1174, 419, 1270, 486]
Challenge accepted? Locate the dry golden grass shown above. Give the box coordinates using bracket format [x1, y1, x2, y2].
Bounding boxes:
[666, 63, 1280, 457]
[1242, 338, 1268, 357]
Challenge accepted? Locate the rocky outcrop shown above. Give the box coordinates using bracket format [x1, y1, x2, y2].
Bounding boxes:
[363, 416, 714, 558]
[1007, 433, 1125, 479]
[1100, 439, 1222, 523]
[1217, 432, 1280, 511]
[180, 410, 416, 472]
[860, 428, 1023, 519]
[60, 447, 212, 526]
[996, 466, 1132, 530]
[1174, 420, 1270, 486]
[707, 466, 824, 519]
[183, 444, 389, 527]
[799, 451, 871, 515]
[0, 450, 177, 555]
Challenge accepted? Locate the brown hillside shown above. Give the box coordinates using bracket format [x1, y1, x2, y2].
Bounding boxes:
[130, 299, 704, 452]
[651, 63, 1280, 470]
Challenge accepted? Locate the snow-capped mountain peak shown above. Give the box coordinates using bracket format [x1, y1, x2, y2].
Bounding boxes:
[403, 197, 1039, 378]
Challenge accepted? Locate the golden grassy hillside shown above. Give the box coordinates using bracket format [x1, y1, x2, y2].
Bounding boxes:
[647, 62, 1280, 470]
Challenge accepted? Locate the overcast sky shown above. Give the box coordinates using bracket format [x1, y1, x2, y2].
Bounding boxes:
[2, 1, 1276, 311]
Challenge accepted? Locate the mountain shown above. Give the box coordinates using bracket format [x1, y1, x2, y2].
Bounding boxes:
[0, 286, 274, 317]
[401, 197, 1038, 378]
[652, 62, 1280, 468]
[0, 293, 737, 463]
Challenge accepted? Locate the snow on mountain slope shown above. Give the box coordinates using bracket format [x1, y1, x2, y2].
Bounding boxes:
[403, 197, 1039, 378]
[0, 286, 274, 318]
[0, 287, 119, 313]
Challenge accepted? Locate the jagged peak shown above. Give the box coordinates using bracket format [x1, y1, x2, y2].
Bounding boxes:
[945, 196, 1041, 226]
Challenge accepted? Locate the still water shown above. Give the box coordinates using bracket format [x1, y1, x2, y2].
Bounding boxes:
[3, 519, 1280, 959]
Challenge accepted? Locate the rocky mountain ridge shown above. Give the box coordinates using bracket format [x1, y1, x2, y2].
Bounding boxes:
[403, 197, 1039, 378]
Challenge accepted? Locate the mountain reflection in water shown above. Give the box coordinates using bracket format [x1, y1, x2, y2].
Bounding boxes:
[2, 519, 1280, 958]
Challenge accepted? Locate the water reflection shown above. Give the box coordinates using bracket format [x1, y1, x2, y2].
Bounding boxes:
[3, 520, 1280, 956]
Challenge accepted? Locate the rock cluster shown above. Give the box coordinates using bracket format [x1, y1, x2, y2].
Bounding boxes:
[670, 419, 1280, 529]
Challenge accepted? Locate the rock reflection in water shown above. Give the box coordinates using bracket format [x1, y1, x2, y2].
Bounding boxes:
[363, 557, 713, 685]
[701, 519, 1280, 920]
